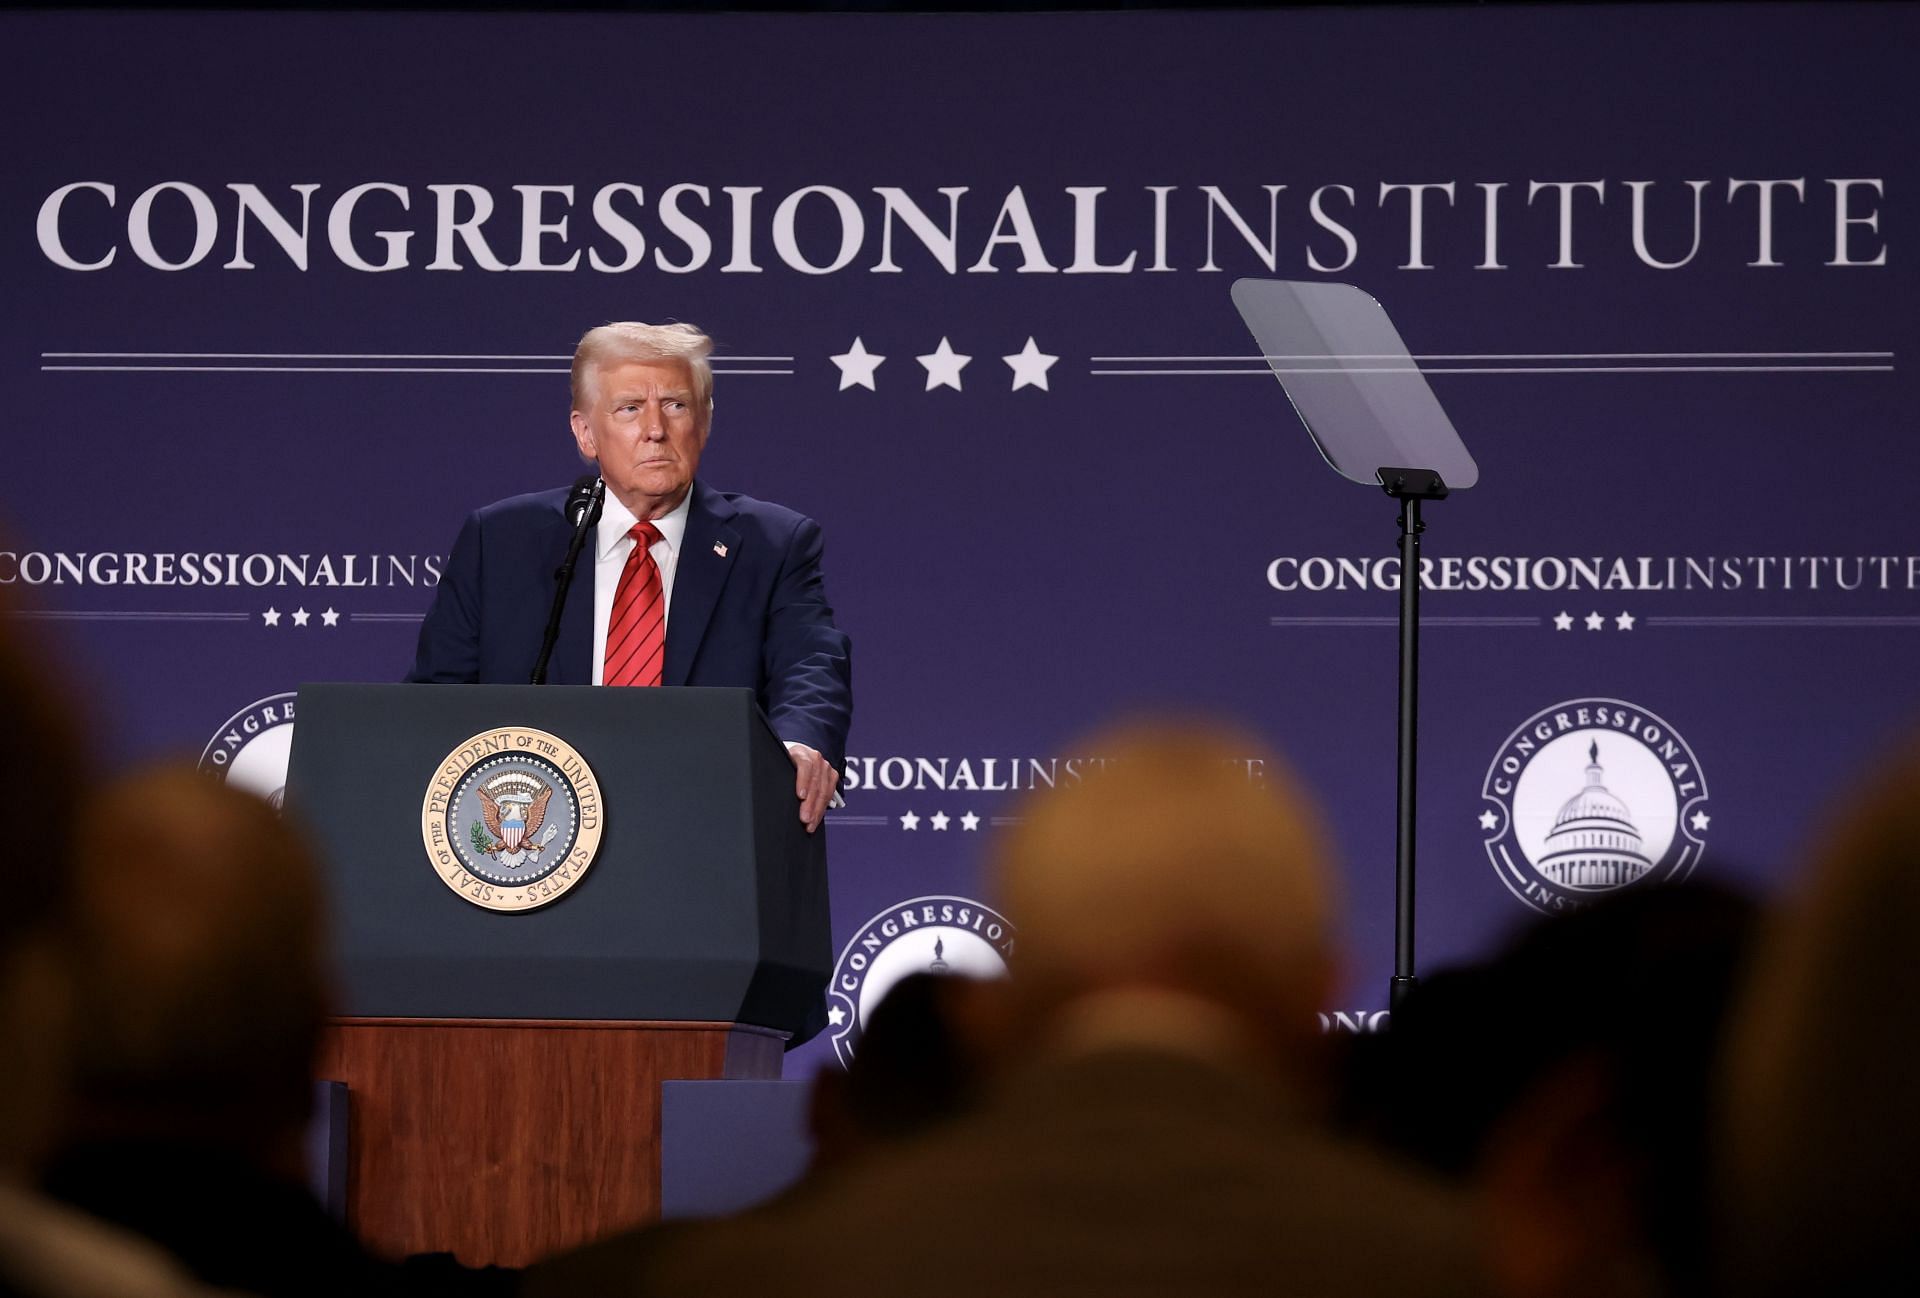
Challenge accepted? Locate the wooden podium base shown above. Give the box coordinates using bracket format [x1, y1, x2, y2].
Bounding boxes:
[316, 1017, 786, 1267]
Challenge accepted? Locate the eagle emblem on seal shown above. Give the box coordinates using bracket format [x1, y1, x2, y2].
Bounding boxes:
[470, 771, 559, 868]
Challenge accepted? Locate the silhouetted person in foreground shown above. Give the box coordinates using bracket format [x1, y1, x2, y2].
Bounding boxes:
[0, 608, 221, 1298]
[1715, 742, 1920, 1298]
[560, 718, 1487, 1298]
[803, 971, 981, 1174]
[1349, 881, 1759, 1298]
[42, 767, 510, 1298]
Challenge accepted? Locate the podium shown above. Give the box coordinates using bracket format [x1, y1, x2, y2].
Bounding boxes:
[284, 684, 829, 1266]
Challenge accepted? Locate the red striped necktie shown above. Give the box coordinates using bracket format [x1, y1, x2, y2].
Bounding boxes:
[604, 520, 665, 687]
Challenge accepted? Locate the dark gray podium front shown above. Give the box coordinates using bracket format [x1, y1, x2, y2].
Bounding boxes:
[284, 683, 830, 1266]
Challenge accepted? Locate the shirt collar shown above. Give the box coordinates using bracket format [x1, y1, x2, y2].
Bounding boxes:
[596, 485, 692, 560]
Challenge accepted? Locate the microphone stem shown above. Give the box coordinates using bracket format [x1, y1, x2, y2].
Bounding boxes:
[531, 479, 603, 685]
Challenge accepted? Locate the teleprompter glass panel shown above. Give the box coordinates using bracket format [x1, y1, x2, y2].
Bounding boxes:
[1230, 279, 1478, 490]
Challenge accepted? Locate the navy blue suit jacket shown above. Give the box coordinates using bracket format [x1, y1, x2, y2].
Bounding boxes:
[406, 480, 853, 772]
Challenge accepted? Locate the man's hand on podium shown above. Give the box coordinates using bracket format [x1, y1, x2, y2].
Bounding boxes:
[784, 741, 842, 834]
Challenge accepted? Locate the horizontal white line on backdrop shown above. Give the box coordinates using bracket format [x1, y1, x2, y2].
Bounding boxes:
[4, 610, 250, 621]
[1268, 616, 1542, 626]
[1089, 352, 1894, 361]
[42, 365, 795, 375]
[1091, 365, 1894, 375]
[41, 352, 795, 362]
[1647, 616, 1920, 626]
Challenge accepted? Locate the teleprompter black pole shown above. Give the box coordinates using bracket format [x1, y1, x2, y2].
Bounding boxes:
[1379, 468, 1448, 1017]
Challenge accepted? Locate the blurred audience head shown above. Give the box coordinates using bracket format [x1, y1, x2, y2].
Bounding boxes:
[0, 602, 89, 1178]
[1363, 880, 1758, 1298]
[63, 766, 329, 1172]
[807, 972, 979, 1171]
[1716, 741, 1920, 1298]
[986, 717, 1336, 1074]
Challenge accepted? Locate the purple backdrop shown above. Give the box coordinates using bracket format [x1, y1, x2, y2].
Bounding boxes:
[4, 4, 1913, 1074]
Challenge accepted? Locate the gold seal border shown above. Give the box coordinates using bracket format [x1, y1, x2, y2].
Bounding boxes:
[421, 725, 606, 913]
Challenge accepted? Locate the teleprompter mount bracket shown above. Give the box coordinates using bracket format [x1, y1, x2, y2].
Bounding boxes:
[1377, 467, 1450, 501]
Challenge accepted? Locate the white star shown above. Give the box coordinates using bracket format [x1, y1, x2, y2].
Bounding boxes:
[829, 337, 885, 391]
[321, 607, 340, 628]
[900, 810, 920, 831]
[262, 607, 281, 627]
[1690, 810, 1711, 832]
[960, 811, 981, 832]
[1615, 611, 1636, 631]
[1478, 810, 1499, 831]
[1002, 336, 1059, 392]
[827, 1005, 847, 1026]
[930, 811, 951, 831]
[291, 607, 311, 627]
[1584, 611, 1605, 631]
[1553, 611, 1573, 631]
[917, 337, 971, 391]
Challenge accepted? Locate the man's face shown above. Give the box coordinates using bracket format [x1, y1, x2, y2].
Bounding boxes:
[569, 359, 708, 518]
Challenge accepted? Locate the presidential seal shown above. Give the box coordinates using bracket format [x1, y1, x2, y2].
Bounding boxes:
[198, 692, 298, 808]
[420, 727, 604, 912]
[827, 895, 1016, 1069]
[1480, 698, 1710, 915]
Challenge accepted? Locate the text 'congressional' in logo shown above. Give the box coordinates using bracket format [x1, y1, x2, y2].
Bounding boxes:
[198, 692, 297, 808]
[1480, 699, 1710, 915]
[420, 727, 604, 913]
[828, 895, 1016, 1070]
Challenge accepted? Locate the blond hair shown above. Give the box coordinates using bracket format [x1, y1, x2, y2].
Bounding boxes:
[570, 320, 714, 417]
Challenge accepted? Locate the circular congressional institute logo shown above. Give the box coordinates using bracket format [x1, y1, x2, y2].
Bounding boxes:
[1479, 698, 1710, 915]
[828, 895, 1017, 1070]
[420, 726, 604, 913]
[198, 692, 298, 808]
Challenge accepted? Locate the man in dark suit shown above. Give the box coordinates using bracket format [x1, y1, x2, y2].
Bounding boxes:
[407, 321, 852, 830]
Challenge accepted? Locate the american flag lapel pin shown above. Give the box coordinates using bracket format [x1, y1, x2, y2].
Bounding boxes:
[714, 542, 729, 558]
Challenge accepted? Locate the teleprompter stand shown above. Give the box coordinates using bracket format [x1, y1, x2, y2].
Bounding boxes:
[1379, 467, 1448, 1013]
[1230, 281, 1479, 1016]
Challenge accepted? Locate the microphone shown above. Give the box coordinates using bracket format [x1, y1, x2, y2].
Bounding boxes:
[565, 474, 606, 530]
[531, 475, 605, 685]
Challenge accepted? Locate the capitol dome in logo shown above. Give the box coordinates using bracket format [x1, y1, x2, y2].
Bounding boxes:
[1536, 741, 1655, 890]
[1480, 699, 1710, 914]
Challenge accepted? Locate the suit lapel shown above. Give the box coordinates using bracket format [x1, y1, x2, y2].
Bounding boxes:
[665, 482, 741, 687]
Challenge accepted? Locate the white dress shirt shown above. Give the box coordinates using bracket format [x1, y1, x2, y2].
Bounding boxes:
[590, 490, 690, 685]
